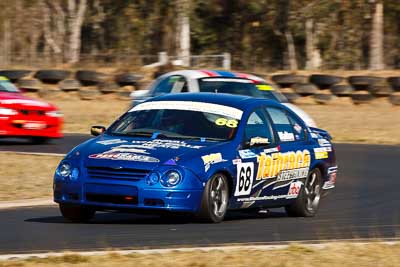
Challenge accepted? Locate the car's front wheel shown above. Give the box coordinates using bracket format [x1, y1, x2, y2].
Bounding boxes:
[285, 168, 322, 217]
[59, 204, 95, 222]
[197, 173, 229, 223]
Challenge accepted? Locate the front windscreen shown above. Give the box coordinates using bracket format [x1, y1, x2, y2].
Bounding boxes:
[108, 101, 242, 141]
[0, 81, 19, 93]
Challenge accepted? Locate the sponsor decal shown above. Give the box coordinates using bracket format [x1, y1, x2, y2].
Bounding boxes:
[201, 153, 226, 172]
[238, 149, 258, 159]
[232, 158, 242, 165]
[256, 84, 274, 91]
[238, 193, 299, 202]
[89, 152, 159, 163]
[293, 123, 302, 134]
[310, 132, 319, 139]
[215, 118, 238, 128]
[277, 167, 309, 182]
[97, 139, 128, 145]
[313, 147, 330, 159]
[263, 147, 280, 154]
[278, 131, 295, 142]
[130, 101, 243, 120]
[256, 149, 311, 181]
[323, 166, 338, 189]
[130, 139, 203, 150]
[287, 181, 302, 199]
[109, 145, 149, 154]
[234, 162, 254, 196]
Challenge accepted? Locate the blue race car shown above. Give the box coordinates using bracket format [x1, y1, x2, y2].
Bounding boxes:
[54, 93, 337, 223]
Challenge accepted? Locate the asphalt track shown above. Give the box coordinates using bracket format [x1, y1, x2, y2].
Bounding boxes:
[0, 135, 400, 254]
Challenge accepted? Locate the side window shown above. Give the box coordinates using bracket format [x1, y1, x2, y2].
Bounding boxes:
[153, 75, 188, 95]
[244, 109, 274, 143]
[266, 107, 296, 142]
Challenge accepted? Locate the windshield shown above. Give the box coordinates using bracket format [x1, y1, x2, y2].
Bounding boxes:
[108, 102, 242, 141]
[198, 78, 287, 102]
[0, 81, 19, 93]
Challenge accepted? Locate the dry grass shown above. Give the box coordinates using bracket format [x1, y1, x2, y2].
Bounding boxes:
[0, 153, 60, 201]
[1, 243, 400, 267]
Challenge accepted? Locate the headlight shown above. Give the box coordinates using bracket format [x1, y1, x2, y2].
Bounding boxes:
[160, 170, 182, 187]
[46, 110, 63, 117]
[146, 172, 160, 186]
[57, 162, 71, 178]
[0, 108, 17, 116]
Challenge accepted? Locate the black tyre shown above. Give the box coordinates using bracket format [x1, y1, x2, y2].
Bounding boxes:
[59, 79, 81, 91]
[351, 91, 374, 104]
[330, 84, 353, 97]
[59, 204, 95, 222]
[348, 76, 384, 91]
[0, 70, 31, 82]
[368, 85, 392, 97]
[309, 74, 343, 90]
[285, 168, 322, 217]
[313, 93, 334, 104]
[293, 83, 318, 96]
[389, 92, 400, 106]
[39, 88, 62, 99]
[98, 82, 120, 94]
[17, 78, 42, 92]
[30, 137, 50, 145]
[271, 74, 308, 88]
[282, 92, 301, 103]
[34, 70, 70, 84]
[75, 70, 107, 86]
[115, 73, 143, 86]
[197, 173, 229, 223]
[387, 77, 400, 92]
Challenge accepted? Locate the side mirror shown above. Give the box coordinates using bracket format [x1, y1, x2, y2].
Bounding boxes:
[91, 125, 106, 136]
[248, 137, 270, 147]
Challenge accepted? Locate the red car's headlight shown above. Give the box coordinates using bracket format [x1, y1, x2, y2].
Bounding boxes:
[0, 107, 18, 116]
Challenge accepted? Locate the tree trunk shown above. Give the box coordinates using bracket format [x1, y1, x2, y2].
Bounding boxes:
[369, 1, 384, 70]
[176, 0, 190, 67]
[66, 0, 87, 64]
[285, 31, 298, 71]
[305, 18, 321, 70]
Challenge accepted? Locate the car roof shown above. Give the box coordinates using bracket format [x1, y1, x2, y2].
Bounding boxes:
[158, 69, 266, 83]
[147, 92, 282, 111]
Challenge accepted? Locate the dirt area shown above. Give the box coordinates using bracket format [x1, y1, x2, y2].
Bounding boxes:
[0, 243, 399, 267]
[0, 153, 60, 201]
[46, 96, 400, 145]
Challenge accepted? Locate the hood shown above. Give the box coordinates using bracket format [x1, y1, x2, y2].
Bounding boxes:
[81, 135, 226, 171]
[283, 103, 317, 127]
[0, 92, 56, 110]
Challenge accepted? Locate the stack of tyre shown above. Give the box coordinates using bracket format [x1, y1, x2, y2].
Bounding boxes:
[0, 69, 143, 100]
[271, 73, 400, 105]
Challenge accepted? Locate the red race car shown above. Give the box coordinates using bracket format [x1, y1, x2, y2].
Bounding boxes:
[0, 76, 63, 143]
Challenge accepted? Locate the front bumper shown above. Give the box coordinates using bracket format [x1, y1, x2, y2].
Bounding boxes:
[54, 177, 204, 213]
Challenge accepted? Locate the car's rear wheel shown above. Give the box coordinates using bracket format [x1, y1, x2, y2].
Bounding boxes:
[285, 168, 322, 217]
[59, 204, 95, 222]
[197, 173, 229, 223]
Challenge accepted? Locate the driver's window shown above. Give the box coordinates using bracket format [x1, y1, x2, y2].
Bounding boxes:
[153, 75, 188, 94]
[244, 109, 274, 143]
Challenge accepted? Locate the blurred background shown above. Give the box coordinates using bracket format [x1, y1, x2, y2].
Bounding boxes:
[0, 0, 398, 71]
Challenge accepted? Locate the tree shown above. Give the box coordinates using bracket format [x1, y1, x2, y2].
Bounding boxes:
[369, 0, 384, 70]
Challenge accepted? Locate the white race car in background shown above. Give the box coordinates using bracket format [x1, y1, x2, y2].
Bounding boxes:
[130, 69, 316, 127]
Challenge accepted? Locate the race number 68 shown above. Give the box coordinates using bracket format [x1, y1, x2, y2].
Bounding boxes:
[234, 162, 254, 196]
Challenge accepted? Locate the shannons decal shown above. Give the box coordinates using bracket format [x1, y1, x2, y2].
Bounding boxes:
[96, 139, 128, 145]
[130, 140, 203, 150]
[256, 149, 311, 181]
[89, 152, 159, 163]
[201, 153, 226, 172]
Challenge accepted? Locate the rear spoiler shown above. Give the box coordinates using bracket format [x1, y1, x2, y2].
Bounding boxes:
[309, 127, 332, 141]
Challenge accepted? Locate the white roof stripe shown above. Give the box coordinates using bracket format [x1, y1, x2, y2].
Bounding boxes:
[130, 101, 243, 120]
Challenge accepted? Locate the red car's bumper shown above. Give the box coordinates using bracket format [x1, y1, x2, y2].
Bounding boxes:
[0, 114, 63, 138]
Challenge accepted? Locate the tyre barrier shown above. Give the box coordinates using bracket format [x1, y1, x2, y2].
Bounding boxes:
[351, 91, 375, 105]
[309, 74, 343, 90]
[292, 83, 318, 96]
[348, 76, 385, 91]
[79, 88, 101, 100]
[39, 88, 63, 99]
[59, 79, 81, 92]
[388, 92, 400, 105]
[75, 70, 107, 86]
[313, 92, 334, 104]
[97, 82, 121, 94]
[17, 78, 42, 92]
[115, 73, 143, 86]
[0, 70, 31, 82]
[34, 70, 71, 84]
[387, 77, 400, 92]
[271, 74, 308, 88]
[330, 84, 353, 97]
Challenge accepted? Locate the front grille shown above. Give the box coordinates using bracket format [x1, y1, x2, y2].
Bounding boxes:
[19, 109, 45, 116]
[87, 166, 150, 181]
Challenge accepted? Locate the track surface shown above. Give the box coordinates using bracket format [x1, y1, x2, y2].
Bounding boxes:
[0, 136, 400, 254]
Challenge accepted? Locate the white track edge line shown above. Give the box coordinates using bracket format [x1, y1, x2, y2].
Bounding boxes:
[0, 239, 399, 261]
[0, 151, 65, 157]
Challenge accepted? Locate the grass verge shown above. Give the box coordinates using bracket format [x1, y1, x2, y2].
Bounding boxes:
[0, 153, 60, 201]
[1, 243, 399, 267]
